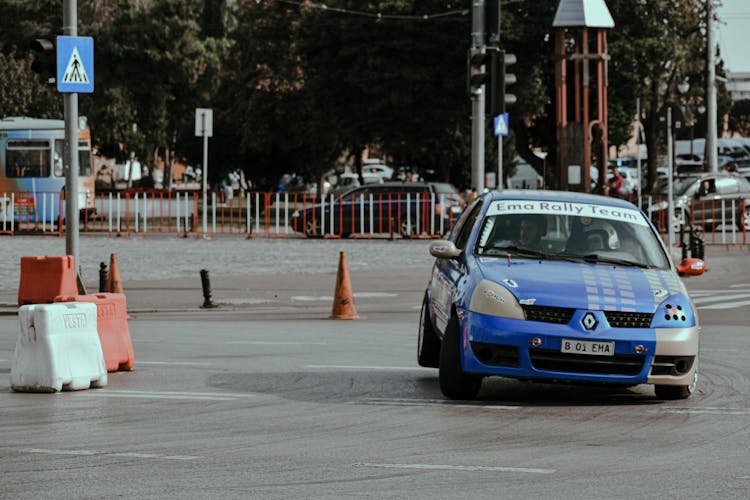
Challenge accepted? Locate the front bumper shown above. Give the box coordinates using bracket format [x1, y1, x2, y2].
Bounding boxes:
[460, 309, 699, 386]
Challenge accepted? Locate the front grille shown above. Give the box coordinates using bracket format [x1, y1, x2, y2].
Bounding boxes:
[529, 349, 645, 375]
[604, 311, 654, 328]
[522, 305, 575, 324]
[650, 355, 695, 376]
[470, 342, 520, 367]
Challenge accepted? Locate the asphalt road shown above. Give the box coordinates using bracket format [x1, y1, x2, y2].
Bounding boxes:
[1, 238, 749, 499]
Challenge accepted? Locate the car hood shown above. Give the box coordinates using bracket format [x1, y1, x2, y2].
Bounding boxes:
[476, 257, 684, 313]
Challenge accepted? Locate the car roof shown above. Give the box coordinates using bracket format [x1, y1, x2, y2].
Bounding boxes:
[484, 189, 638, 210]
[675, 171, 742, 180]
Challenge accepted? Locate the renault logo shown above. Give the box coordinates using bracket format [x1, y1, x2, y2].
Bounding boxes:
[581, 312, 598, 330]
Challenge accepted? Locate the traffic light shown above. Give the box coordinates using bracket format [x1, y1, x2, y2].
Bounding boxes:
[467, 48, 491, 96]
[30, 38, 56, 85]
[489, 49, 517, 117]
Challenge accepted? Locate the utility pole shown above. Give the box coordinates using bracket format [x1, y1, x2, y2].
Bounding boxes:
[470, 0, 486, 193]
[63, 0, 80, 270]
[705, 0, 719, 172]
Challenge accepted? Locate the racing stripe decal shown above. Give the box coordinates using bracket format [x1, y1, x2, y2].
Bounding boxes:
[582, 265, 639, 311]
[643, 269, 684, 299]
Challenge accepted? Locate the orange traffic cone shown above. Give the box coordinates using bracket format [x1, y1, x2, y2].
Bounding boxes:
[328, 251, 360, 320]
[107, 253, 124, 294]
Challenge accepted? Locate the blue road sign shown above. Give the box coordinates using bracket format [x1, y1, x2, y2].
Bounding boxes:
[493, 113, 509, 137]
[57, 36, 94, 93]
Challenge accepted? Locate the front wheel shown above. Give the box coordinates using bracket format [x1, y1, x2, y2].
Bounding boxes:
[417, 293, 440, 368]
[655, 364, 698, 400]
[400, 217, 417, 238]
[439, 315, 482, 400]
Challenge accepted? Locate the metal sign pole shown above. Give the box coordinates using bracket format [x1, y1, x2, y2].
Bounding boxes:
[470, 0, 486, 193]
[636, 98, 642, 209]
[497, 136, 502, 189]
[63, 0, 79, 269]
[195, 108, 212, 236]
[202, 116, 208, 236]
[667, 107, 675, 255]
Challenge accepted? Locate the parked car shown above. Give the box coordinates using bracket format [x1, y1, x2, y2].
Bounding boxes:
[419, 190, 699, 400]
[647, 172, 750, 232]
[290, 181, 463, 237]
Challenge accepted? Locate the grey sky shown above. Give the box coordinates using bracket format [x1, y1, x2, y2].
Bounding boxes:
[717, 0, 750, 73]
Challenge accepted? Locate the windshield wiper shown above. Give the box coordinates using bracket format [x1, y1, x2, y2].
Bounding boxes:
[485, 245, 556, 259]
[488, 245, 549, 259]
[580, 254, 654, 269]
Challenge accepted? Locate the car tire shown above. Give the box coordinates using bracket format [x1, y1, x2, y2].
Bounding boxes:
[305, 219, 321, 237]
[417, 293, 440, 368]
[655, 364, 698, 400]
[439, 315, 482, 400]
[400, 217, 416, 238]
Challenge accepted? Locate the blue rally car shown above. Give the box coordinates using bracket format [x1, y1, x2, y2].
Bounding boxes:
[418, 190, 700, 400]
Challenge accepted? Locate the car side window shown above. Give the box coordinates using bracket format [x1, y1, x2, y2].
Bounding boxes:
[716, 178, 738, 195]
[341, 188, 365, 202]
[452, 200, 483, 250]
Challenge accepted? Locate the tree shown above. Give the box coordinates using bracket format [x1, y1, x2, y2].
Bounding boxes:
[607, 0, 706, 191]
[87, 0, 226, 185]
[728, 100, 750, 137]
[0, 51, 60, 118]
[296, 0, 472, 187]
[0, 0, 62, 118]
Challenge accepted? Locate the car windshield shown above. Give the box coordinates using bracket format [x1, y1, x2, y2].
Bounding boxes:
[474, 200, 670, 269]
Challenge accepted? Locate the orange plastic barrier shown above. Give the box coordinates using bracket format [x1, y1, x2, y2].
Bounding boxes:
[18, 255, 78, 305]
[54, 293, 134, 372]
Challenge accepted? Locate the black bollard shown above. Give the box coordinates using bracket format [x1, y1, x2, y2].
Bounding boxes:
[200, 269, 216, 308]
[99, 262, 108, 293]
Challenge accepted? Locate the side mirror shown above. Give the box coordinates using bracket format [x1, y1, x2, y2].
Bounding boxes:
[429, 239, 461, 259]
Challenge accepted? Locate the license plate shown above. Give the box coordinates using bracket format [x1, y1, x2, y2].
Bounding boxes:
[561, 339, 614, 356]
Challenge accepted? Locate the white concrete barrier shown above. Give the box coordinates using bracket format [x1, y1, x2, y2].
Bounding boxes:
[11, 302, 108, 392]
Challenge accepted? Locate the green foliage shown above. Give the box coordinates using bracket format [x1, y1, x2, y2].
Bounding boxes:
[729, 100, 750, 137]
[0, 51, 60, 118]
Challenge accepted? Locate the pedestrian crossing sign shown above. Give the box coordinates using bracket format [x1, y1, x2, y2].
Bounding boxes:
[493, 113, 509, 137]
[56, 36, 94, 93]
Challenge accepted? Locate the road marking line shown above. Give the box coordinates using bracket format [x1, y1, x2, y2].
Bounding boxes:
[136, 361, 213, 366]
[291, 292, 398, 302]
[651, 407, 750, 415]
[360, 397, 520, 410]
[354, 463, 555, 474]
[692, 292, 750, 304]
[699, 299, 750, 310]
[306, 364, 428, 371]
[226, 341, 328, 345]
[25, 448, 96, 456]
[21, 448, 201, 461]
[78, 390, 247, 401]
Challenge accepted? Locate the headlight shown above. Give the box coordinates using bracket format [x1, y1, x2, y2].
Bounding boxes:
[650, 294, 697, 328]
[468, 279, 524, 319]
